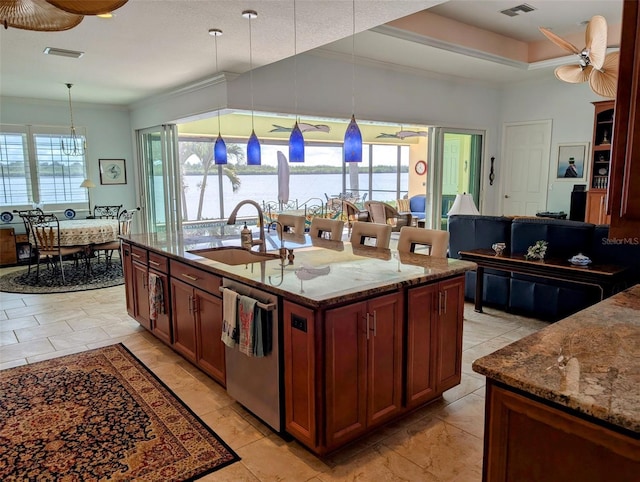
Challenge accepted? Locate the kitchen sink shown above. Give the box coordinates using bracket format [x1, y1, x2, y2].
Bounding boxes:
[188, 247, 281, 265]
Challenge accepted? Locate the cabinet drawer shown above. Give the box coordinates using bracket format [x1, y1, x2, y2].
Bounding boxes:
[170, 259, 221, 295]
[148, 251, 168, 273]
[131, 245, 148, 264]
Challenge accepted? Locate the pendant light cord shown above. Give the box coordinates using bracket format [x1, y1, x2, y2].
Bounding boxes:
[351, 0, 355, 116]
[293, 0, 298, 123]
[249, 13, 255, 131]
[214, 33, 222, 134]
[67, 83, 76, 131]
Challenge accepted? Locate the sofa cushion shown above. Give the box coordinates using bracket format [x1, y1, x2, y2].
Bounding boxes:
[510, 218, 595, 259]
[409, 195, 426, 220]
[448, 215, 513, 256]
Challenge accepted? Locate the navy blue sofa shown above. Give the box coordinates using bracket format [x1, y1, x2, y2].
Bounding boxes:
[449, 215, 639, 320]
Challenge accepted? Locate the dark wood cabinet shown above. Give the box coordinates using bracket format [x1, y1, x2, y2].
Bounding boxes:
[406, 276, 464, 408]
[482, 381, 640, 482]
[132, 260, 150, 330]
[121, 242, 135, 317]
[586, 101, 614, 224]
[0, 228, 17, 266]
[609, 0, 640, 238]
[149, 268, 172, 344]
[324, 292, 403, 449]
[169, 261, 225, 385]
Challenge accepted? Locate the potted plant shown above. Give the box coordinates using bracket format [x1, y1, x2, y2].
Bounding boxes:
[525, 240, 548, 260]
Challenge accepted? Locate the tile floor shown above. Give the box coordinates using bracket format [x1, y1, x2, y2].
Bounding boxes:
[0, 269, 548, 481]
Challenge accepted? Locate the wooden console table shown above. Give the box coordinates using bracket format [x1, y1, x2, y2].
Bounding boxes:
[458, 248, 630, 313]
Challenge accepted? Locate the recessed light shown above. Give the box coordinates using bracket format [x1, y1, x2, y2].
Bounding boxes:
[208, 28, 223, 37]
[43, 47, 84, 59]
[97, 12, 114, 19]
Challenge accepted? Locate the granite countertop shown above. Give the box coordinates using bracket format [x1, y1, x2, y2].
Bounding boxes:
[122, 231, 476, 308]
[473, 284, 640, 434]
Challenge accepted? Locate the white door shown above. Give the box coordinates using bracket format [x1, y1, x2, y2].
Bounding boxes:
[501, 121, 552, 215]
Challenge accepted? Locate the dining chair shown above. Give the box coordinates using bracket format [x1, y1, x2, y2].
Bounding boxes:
[15, 208, 44, 275]
[364, 200, 412, 232]
[397, 226, 449, 258]
[93, 204, 123, 219]
[309, 217, 344, 240]
[29, 213, 84, 283]
[92, 208, 137, 268]
[276, 214, 306, 235]
[350, 221, 392, 249]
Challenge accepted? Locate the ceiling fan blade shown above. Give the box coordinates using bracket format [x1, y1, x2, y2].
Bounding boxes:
[589, 51, 619, 98]
[539, 27, 581, 55]
[555, 64, 591, 84]
[586, 15, 608, 70]
[0, 0, 82, 31]
[45, 1, 128, 16]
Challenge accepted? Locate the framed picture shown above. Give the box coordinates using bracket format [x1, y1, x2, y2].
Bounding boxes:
[555, 143, 589, 181]
[99, 159, 127, 185]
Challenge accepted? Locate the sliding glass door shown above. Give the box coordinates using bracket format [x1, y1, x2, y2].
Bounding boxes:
[137, 125, 180, 233]
[429, 128, 484, 229]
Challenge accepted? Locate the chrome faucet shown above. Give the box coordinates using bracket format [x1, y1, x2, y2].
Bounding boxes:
[227, 200, 266, 252]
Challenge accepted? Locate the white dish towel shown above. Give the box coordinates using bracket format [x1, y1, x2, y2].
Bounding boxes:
[221, 288, 239, 347]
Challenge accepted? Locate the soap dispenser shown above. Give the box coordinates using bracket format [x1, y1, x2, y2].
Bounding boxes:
[240, 223, 253, 250]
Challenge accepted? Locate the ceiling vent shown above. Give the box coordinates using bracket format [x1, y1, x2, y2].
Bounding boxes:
[500, 4, 536, 17]
[43, 47, 84, 59]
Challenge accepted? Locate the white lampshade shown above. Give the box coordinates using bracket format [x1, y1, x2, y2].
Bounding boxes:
[447, 193, 480, 216]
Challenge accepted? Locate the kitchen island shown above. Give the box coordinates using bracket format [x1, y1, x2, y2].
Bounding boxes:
[121, 231, 475, 455]
[473, 285, 640, 481]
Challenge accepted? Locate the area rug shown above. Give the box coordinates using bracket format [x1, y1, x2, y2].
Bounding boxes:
[0, 344, 240, 481]
[0, 259, 123, 294]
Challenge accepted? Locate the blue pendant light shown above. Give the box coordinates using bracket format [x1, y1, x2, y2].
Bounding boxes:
[243, 9, 261, 166]
[344, 115, 362, 163]
[343, 0, 362, 163]
[247, 130, 261, 165]
[289, 0, 304, 163]
[209, 28, 227, 165]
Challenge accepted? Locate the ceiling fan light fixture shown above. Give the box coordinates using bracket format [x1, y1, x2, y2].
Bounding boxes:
[45, 0, 128, 16]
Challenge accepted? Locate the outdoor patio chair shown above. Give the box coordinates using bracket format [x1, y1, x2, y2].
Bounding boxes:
[350, 221, 392, 249]
[28, 213, 84, 283]
[364, 200, 412, 232]
[397, 226, 449, 257]
[342, 200, 370, 236]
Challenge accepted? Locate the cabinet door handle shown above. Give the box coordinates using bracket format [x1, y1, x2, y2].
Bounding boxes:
[192, 296, 199, 314]
[188, 295, 193, 314]
[132, 253, 142, 259]
[149, 260, 160, 267]
[181, 273, 198, 281]
[373, 310, 377, 337]
[365, 313, 370, 340]
[438, 291, 443, 316]
[442, 291, 448, 315]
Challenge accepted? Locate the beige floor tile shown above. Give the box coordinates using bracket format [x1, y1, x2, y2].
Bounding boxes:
[199, 405, 266, 450]
[0, 298, 26, 310]
[34, 309, 95, 325]
[318, 443, 436, 481]
[100, 319, 145, 338]
[0, 310, 7, 320]
[441, 373, 486, 404]
[47, 326, 112, 350]
[0, 329, 18, 346]
[0, 358, 27, 370]
[0, 315, 39, 332]
[235, 434, 328, 481]
[382, 417, 483, 481]
[198, 462, 261, 481]
[0, 337, 55, 363]
[435, 393, 486, 439]
[27, 345, 89, 363]
[14, 320, 73, 342]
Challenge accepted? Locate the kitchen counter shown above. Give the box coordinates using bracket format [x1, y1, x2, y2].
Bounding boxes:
[473, 284, 640, 434]
[473, 285, 640, 481]
[123, 231, 475, 308]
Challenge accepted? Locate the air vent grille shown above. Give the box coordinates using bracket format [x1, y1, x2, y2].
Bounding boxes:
[500, 3, 536, 17]
[43, 47, 84, 59]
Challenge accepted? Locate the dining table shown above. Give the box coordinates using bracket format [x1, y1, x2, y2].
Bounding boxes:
[50, 219, 120, 247]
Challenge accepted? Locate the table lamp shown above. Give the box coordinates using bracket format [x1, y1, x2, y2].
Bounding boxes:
[80, 179, 96, 215]
[447, 193, 480, 216]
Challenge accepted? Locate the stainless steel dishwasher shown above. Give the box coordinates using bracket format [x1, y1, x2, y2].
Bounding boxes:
[222, 278, 282, 432]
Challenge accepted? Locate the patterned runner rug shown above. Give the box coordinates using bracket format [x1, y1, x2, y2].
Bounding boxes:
[0, 344, 239, 480]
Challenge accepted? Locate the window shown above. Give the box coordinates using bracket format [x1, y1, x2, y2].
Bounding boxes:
[0, 125, 88, 209]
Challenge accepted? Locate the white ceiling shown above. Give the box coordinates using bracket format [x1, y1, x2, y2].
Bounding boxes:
[0, 0, 622, 106]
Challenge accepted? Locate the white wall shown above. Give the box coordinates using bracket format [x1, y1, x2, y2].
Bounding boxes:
[0, 96, 137, 214]
[500, 77, 600, 215]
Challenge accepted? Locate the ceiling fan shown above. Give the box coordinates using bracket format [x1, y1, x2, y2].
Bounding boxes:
[1, 0, 128, 31]
[539, 15, 619, 99]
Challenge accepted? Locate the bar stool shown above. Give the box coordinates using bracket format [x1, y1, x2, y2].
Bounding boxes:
[350, 221, 392, 249]
[397, 226, 449, 257]
[309, 217, 344, 240]
[276, 214, 306, 235]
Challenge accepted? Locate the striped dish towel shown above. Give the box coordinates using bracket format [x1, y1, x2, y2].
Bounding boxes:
[221, 288, 239, 347]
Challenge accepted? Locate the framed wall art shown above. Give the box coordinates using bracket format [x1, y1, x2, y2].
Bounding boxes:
[555, 143, 588, 181]
[99, 159, 127, 185]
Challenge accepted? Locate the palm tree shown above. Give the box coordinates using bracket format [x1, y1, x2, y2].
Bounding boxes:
[178, 140, 243, 220]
